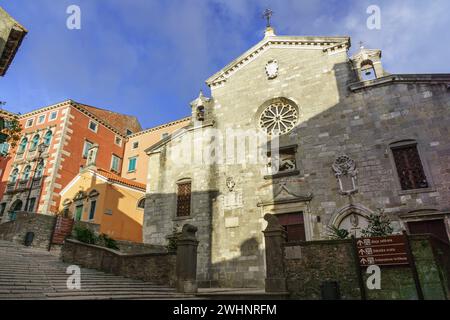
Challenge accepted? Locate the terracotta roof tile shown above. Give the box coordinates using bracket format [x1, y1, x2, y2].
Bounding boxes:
[77, 103, 142, 135]
[97, 168, 146, 191]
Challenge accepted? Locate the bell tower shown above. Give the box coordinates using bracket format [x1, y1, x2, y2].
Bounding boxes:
[351, 43, 388, 81]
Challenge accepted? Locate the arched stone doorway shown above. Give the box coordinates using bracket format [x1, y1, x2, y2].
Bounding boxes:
[330, 204, 372, 238]
[10, 199, 23, 212]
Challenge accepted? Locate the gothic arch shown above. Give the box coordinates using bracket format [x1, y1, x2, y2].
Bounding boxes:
[330, 204, 374, 228]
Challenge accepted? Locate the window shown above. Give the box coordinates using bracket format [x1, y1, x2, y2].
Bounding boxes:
[126, 129, 133, 136]
[35, 161, 44, 178]
[30, 134, 40, 151]
[49, 111, 58, 121]
[83, 140, 93, 158]
[132, 142, 139, 149]
[89, 121, 98, 132]
[10, 169, 19, 183]
[360, 61, 377, 81]
[259, 98, 299, 136]
[277, 213, 306, 242]
[0, 203, 6, 218]
[137, 198, 145, 209]
[266, 146, 298, 177]
[25, 118, 34, 128]
[161, 132, 169, 139]
[22, 165, 31, 181]
[0, 143, 9, 156]
[176, 181, 191, 217]
[18, 138, 28, 154]
[115, 136, 122, 146]
[111, 154, 121, 173]
[37, 114, 46, 124]
[88, 200, 97, 220]
[75, 205, 83, 221]
[43, 130, 52, 146]
[408, 220, 449, 244]
[391, 143, 429, 191]
[128, 157, 137, 172]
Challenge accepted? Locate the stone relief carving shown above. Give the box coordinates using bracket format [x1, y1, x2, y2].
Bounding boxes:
[226, 177, 236, 192]
[332, 155, 358, 195]
[265, 59, 279, 79]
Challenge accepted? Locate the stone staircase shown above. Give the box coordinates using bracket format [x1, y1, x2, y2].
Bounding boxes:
[0, 240, 196, 300]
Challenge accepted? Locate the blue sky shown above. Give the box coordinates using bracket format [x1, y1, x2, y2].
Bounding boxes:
[1, 0, 449, 129]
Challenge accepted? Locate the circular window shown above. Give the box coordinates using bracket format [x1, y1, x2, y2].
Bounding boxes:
[259, 100, 298, 135]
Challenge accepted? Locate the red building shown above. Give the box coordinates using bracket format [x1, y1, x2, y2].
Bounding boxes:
[0, 100, 141, 221]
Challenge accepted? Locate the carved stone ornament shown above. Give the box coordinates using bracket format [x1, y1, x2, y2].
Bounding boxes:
[226, 177, 236, 192]
[265, 60, 279, 79]
[332, 155, 358, 195]
[332, 155, 357, 177]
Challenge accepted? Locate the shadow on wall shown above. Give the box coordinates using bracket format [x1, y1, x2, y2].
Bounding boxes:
[264, 60, 450, 239]
[200, 237, 265, 288]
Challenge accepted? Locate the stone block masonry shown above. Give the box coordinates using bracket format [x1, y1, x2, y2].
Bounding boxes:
[62, 239, 177, 286]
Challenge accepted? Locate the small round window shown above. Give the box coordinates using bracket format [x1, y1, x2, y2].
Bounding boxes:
[259, 99, 298, 136]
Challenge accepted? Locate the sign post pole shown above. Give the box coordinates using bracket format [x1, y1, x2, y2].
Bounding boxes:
[351, 236, 367, 300]
[403, 231, 424, 300]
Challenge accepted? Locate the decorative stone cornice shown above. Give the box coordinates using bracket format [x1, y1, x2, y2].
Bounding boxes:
[128, 116, 191, 139]
[206, 36, 350, 88]
[349, 74, 450, 92]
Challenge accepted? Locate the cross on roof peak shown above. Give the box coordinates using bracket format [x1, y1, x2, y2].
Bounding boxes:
[262, 8, 274, 28]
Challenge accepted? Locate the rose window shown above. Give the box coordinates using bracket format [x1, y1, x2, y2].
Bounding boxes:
[259, 101, 298, 135]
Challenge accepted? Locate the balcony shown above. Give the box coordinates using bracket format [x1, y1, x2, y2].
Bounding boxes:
[31, 177, 43, 189]
[17, 179, 30, 191]
[5, 182, 16, 193]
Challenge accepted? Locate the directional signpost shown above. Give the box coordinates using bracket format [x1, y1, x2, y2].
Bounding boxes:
[356, 235, 409, 267]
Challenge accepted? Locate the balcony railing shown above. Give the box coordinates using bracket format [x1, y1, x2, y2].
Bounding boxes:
[17, 179, 30, 191]
[5, 182, 16, 193]
[31, 177, 43, 189]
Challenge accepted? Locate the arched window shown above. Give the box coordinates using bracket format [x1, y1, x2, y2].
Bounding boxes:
[10, 168, 19, 183]
[137, 198, 145, 209]
[30, 134, 40, 151]
[360, 60, 376, 81]
[22, 165, 31, 181]
[43, 130, 53, 146]
[35, 161, 44, 178]
[18, 138, 28, 154]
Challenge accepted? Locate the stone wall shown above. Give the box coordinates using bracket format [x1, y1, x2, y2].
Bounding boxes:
[280, 235, 449, 300]
[61, 239, 177, 286]
[114, 239, 167, 254]
[284, 240, 362, 299]
[0, 212, 55, 249]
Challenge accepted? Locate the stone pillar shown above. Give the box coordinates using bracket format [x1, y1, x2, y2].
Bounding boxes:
[263, 214, 287, 293]
[176, 224, 199, 293]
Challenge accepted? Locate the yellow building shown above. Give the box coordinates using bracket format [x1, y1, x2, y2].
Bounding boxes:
[121, 117, 190, 184]
[59, 167, 146, 243]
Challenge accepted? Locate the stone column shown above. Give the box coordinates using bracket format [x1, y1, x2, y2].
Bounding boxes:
[263, 214, 287, 293]
[176, 224, 199, 293]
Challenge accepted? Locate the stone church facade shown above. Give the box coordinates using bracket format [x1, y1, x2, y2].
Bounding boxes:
[143, 27, 450, 288]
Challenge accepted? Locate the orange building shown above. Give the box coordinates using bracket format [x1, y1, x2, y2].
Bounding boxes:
[59, 167, 145, 243]
[0, 100, 141, 222]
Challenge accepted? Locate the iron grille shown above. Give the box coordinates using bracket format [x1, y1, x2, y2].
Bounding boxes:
[177, 182, 191, 217]
[392, 145, 429, 190]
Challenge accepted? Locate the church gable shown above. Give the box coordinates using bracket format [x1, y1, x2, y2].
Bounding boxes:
[206, 34, 350, 88]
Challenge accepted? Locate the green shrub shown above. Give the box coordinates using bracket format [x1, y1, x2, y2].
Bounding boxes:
[326, 225, 350, 240]
[98, 234, 119, 250]
[73, 225, 98, 245]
